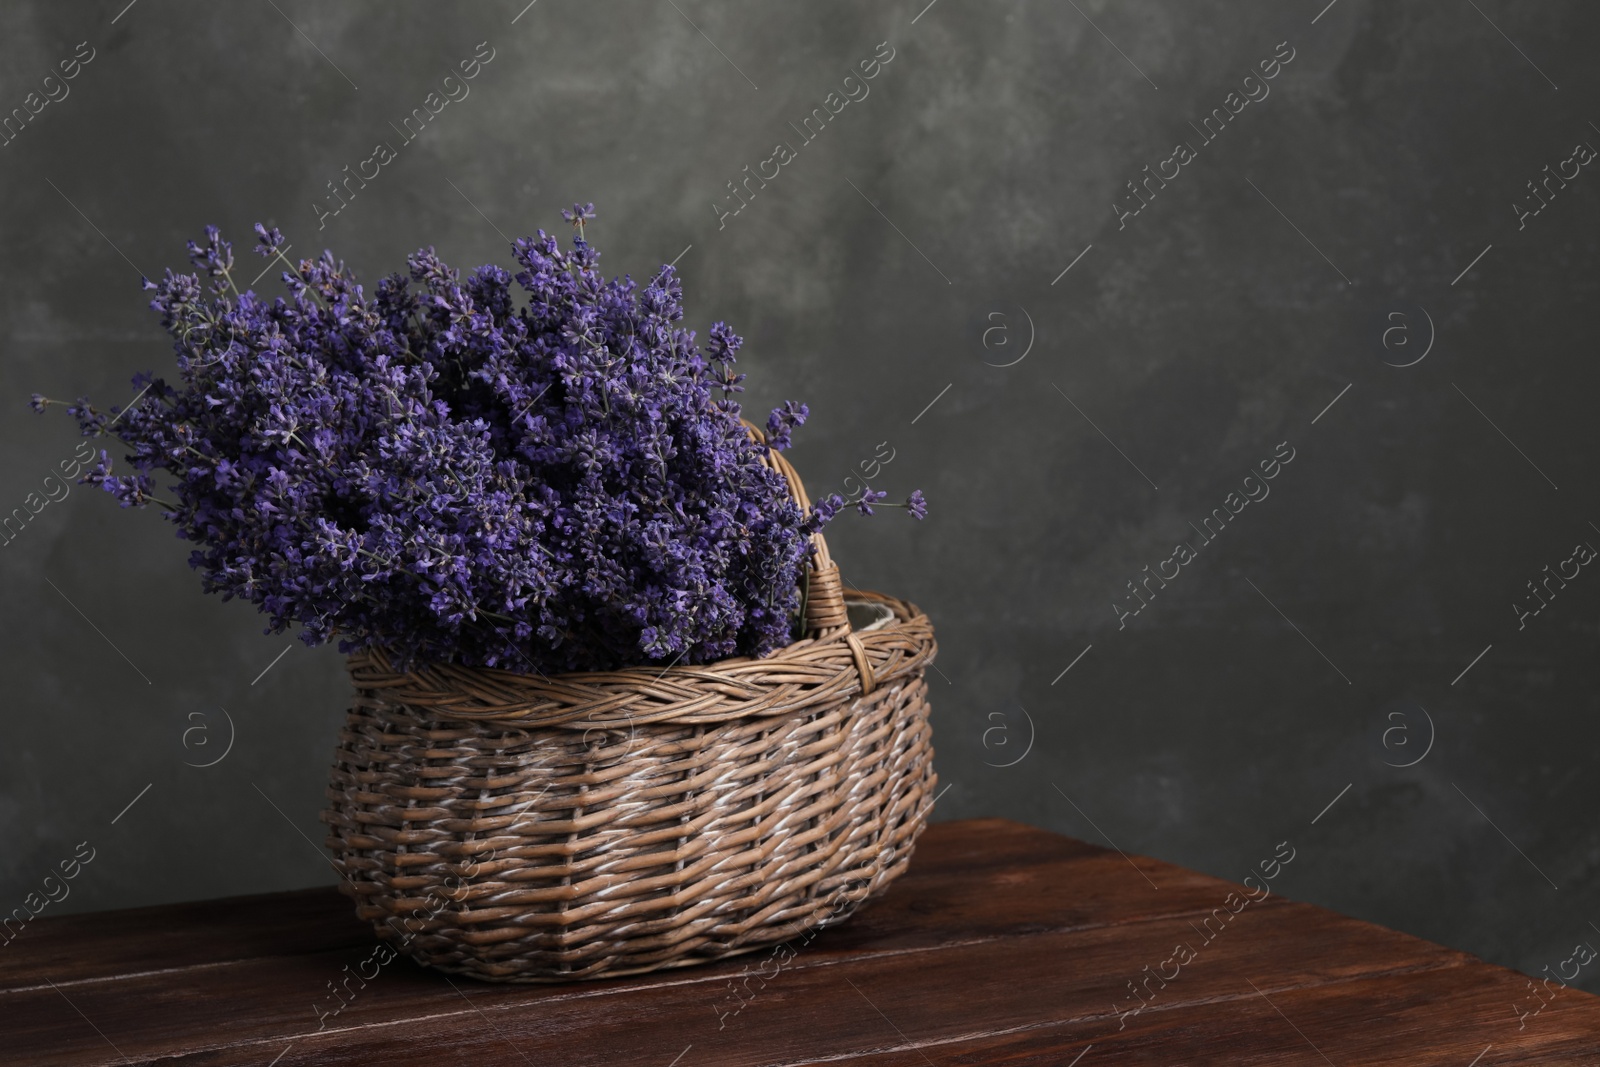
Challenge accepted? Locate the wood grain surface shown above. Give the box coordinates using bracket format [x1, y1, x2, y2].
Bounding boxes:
[6, 818, 1596, 1065]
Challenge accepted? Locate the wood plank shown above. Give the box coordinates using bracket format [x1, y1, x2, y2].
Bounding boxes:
[790, 963, 1600, 1065]
[3, 820, 1056, 990]
[2, 819, 1242, 992]
[23, 896, 1472, 1065]
[0, 887, 370, 991]
[8, 848, 1287, 1062]
[20, 820, 1593, 1066]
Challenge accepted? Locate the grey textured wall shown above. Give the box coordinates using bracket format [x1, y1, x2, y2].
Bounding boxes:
[4, 0, 1598, 997]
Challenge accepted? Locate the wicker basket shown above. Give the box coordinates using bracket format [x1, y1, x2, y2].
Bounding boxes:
[319, 431, 938, 982]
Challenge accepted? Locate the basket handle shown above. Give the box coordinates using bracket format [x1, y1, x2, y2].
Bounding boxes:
[742, 420, 856, 645]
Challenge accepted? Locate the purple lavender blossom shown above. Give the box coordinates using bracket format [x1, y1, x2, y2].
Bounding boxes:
[905, 489, 927, 520]
[765, 401, 808, 452]
[561, 202, 596, 240]
[856, 487, 888, 516]
[804, 492, 846, 533]
[253, 224, 285, 255]
[36, 211, 861, 675]
[37, 210, 925, 675]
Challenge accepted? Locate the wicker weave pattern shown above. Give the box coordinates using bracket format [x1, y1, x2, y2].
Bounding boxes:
[320, 424, 936, 981]
[322, 611, 935, 980]
[337, 593, 933, 728]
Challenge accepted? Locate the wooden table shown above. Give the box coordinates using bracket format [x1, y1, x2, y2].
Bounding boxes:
[9, 818, 1598, 1064]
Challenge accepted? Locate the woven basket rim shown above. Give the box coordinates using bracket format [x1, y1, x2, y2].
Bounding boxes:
[344, 588, 936, 729]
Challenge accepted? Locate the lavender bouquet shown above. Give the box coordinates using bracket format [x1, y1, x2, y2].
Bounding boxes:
[35, 206, 923, 674]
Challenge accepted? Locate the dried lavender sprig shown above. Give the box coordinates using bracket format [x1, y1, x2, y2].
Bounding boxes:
[35, 209, 921, 674]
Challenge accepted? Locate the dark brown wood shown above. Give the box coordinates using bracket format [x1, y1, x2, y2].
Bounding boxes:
[7, 818, 1597, 1065]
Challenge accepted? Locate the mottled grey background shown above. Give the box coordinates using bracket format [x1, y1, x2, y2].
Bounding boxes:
[4, 0, 1598, 994]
